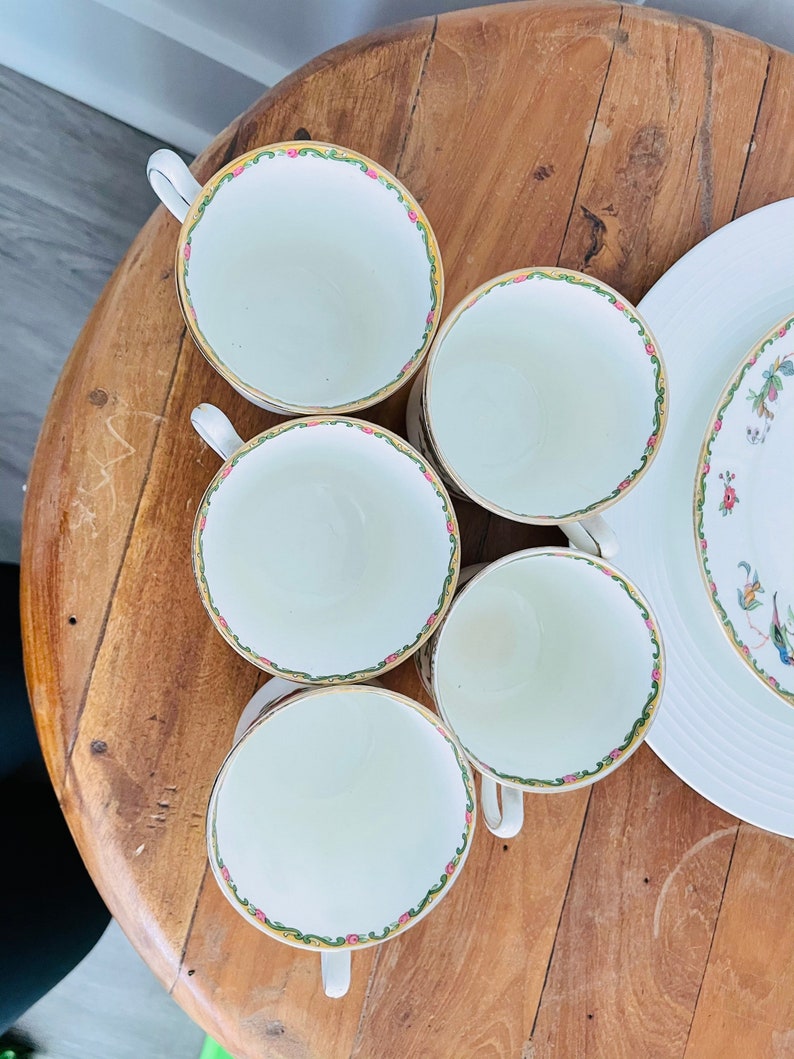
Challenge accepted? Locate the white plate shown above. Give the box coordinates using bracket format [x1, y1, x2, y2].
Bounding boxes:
[695, 314, 794, 704]
[607, 198, 794, 836]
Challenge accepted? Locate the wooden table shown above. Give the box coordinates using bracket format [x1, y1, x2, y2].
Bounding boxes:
[21, 2, 794, 1055]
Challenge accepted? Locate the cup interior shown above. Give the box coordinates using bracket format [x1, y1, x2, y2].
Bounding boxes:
[432, 549, 662, 788]
[179, 145, 440, 411]
[209, 687, 473, 946]
[424, 270, 664, 520]
[194, 419, 458, 682]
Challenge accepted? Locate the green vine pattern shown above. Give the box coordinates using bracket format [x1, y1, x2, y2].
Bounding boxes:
[178, 144, 441, 411]
[194, 419, 459, 682]
[210, 722, 475, 948]
[748, 350, 794, 426]
[444, 269, 666, 522]
[453, 552, 663, 788]
[695, 315, 794, 702]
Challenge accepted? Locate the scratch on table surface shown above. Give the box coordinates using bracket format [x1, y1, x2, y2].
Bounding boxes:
[773, 1028, 794, 1057]
[80, 407, 164, 519]
[70, 496, 99, 538]
[653, 826, 737, 938]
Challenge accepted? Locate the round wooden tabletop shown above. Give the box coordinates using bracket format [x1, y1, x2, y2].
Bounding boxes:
[21, 2, 794, 1055]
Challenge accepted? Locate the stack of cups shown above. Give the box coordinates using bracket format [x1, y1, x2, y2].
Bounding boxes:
[148, 141, 667, 997]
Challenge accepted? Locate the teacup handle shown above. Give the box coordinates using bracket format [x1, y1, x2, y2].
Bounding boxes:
[191, 404, 245, 460]
[481, 776, 524, 838]
[147, 149, 202, 223]
[562, 515, 619, 560]
[232, 677, 307, 744]
[321, 950, 351, 999]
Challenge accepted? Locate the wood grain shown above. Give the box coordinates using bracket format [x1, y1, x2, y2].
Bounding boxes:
[528, 748, 738, 1059]
[20, 3, 794, 1057]
[734, 42, 794, 215]
[683, 826, 794, 1059]
[556, 4, 769, 302]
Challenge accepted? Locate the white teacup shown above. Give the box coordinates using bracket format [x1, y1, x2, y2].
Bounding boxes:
[190, 404, 459, 683]
[147, 143, 442, 415]
[420, 548, 664, 837]
[405, 267, 667, 558]
[207, 683, 476, 997]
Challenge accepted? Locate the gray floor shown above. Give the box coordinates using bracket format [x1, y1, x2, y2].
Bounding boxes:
[1, 65, 206, 1057]
[0, 64, 188, 563]
[13, 922, 206, 1059]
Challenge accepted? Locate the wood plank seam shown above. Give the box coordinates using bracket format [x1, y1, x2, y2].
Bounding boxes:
[527, 786, 594, 1042]
[170, 861, 211, 994]
[731, 48, 772, 220]
[395, 15, 438, 178]
[62, 322, 188, 771]
[688, 19, 716, 234]
[554, 2, 623, 267]
[349, 943, 386, 1055]
[680, 823, 741, 1057]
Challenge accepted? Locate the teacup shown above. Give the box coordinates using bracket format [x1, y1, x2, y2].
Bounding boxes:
[190, 404, 459, 683]
[147, 143, 442, 415]
[207, 683, 476, 997]
[421, 548, 664, 837]
[405, 267, 667, 558]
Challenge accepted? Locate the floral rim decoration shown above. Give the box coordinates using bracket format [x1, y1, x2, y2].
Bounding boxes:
[431, 549, 664, 788]
[208, 690, 476, 949]
[176, 141, 442, 413]
[694, 314, 794, 704]
[193, 417, 460, 683]
[423, 268, 667, 523]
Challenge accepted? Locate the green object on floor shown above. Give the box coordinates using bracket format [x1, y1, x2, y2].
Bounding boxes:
[199, 1036, 236, 1059]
